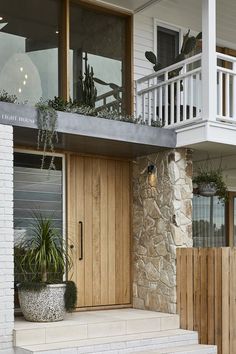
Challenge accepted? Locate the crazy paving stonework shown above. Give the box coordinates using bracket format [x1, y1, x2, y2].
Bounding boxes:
[133, 148, 193, 314]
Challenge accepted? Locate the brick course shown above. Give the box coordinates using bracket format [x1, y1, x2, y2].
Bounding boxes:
[0, 124, 14, 354]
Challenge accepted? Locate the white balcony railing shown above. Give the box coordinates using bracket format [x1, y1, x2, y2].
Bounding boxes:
[217, 53, 236, 123]
[136, 53, 202, 128]
[136, 52, 236, 128]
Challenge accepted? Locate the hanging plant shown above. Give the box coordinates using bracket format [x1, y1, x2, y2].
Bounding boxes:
[36, 100, 58, 170]
[193, 167, 228, 204]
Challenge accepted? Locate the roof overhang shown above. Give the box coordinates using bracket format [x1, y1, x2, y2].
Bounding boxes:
[83, 0, 163, 13]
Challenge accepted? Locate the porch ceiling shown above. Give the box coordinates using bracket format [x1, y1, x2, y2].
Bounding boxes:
[92, 0, 162, 12]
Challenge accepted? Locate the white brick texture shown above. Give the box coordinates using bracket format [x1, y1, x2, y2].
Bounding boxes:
[0, 124, 14, 354]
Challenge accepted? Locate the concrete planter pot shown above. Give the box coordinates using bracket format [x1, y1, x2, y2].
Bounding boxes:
[198, 182, 217, 197]
[18, 284, 66, 322]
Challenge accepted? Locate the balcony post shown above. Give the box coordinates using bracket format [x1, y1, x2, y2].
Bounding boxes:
[201, 0, 217, 121]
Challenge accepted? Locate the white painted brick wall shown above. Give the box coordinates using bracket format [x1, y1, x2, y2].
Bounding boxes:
[0, 124, 14, 354]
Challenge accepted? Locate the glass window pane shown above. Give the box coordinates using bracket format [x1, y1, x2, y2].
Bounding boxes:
[0, 0, 60, 104]
[193, 195, 226, 247]
[70, 3, 126, 113]
[157, 26, 179, 68]
[14, 152, 63, 284]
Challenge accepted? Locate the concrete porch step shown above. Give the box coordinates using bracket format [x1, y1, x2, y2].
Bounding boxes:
[15, 328, 199, 354]
[137, 344, 217, 354]
[14, 309, 180, 347]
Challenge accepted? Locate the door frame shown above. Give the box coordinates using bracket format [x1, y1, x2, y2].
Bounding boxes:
[227, 191, 236, 247]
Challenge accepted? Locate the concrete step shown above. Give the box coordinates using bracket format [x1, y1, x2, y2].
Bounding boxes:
[137, 344, 217, 354]
[14, 310, 180, 347]
[15, 329, 199, 354]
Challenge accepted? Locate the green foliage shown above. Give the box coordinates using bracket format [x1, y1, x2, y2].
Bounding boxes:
[17, 213, 72, 283]
[79, 53, 97, 107]
[36, 97, 164, 130]
[145, 30, 202, 73]
[64, 281, 77, 311]
[145, 51, 162, 72]
[0, 89, 17, 103]
[193, 167, 228, 204]
[36, 100, 58, 170]
[48, 96, 78, 112]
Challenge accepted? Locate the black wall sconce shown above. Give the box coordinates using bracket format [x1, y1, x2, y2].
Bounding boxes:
[147, 164, 157, 175]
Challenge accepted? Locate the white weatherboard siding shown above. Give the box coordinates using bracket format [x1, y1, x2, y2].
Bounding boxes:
[134, 13, 154, 81]
[133, 13, 154, 115]
[0, 124, 14, 354]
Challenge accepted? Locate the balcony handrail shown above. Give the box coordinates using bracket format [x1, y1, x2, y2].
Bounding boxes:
[217, 66, 236, 76]
[217, 52, 236, 63]
[136, 53, 202, 84]
[137, 67, 201, 96]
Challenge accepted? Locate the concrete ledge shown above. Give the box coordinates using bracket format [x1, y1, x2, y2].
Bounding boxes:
[0, 102, 176, 157]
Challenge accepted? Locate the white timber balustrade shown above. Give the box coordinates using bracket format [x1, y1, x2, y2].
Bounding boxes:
[217, 53, 236, 122]
[136, 54, 202, 127]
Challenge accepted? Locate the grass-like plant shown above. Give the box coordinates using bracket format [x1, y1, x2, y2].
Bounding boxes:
[18, 213, 71, 283]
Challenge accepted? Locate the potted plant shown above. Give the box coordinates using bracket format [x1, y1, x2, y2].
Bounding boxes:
[145, 30, 202, 123]
[16, 213, 76, 322]
[193, 167, 228, 203]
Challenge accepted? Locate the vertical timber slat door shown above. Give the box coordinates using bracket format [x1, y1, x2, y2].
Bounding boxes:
[68, 155, 131, 308]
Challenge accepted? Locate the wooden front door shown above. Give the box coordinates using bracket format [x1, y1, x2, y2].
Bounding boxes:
[67, 155, 131, 308]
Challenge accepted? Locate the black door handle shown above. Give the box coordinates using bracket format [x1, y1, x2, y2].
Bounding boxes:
[79, 221, 83, 260]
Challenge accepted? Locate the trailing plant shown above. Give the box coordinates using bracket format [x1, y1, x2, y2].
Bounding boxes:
[0, 89, 17, 103]
[36, 100, 58, 170]
[35, 95, 164, 138]
[193, 166, 228, 204]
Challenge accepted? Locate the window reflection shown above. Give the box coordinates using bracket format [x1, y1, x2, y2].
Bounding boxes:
[14, 153, 63, 283]
[0, 0, 60, 104]
[70, 3, 126, 113]
[193, 195, 226, 247]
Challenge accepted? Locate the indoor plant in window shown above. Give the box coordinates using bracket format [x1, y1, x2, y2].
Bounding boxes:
[16, 213, 76, 322]
[193, 166, 228, 203]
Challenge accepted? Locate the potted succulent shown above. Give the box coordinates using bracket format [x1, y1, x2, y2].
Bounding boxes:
[16, 213, 76, 322]
[145, 30, 202, 123]
[193, 167, 228, 203]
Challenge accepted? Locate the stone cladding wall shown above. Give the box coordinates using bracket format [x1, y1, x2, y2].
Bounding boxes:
[133, 148, 193, 313]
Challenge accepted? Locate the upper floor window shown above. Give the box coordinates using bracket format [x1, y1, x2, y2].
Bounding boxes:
[157, 25, 179, 68]
[0, 0, 60, 105]
[70, 2, 127, 113]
